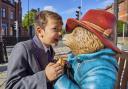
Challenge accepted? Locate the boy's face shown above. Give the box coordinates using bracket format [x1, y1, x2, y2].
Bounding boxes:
[38, 18, 62, 47]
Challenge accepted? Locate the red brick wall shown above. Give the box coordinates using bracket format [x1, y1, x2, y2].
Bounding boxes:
[118, 0, 128, 22]
[106, 0, 128, 22]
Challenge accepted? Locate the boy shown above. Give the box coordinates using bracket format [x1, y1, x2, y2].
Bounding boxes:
[6, 10, 64, 89]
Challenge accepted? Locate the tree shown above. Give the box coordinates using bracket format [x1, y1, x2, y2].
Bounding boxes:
[117, 20, 126, 36]
[22, 9, 38, 30]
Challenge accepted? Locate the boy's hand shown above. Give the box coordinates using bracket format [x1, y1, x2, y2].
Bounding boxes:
[45, 62, 64, 81]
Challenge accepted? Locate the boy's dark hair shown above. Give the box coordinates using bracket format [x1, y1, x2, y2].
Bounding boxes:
[34, 10, 63, 29]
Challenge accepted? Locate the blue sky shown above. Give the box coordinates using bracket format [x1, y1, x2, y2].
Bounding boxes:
[21, 0, 114, 23]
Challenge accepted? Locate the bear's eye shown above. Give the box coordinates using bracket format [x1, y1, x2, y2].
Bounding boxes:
[73, 30, 77, 34]
[72, 30, 78, 36]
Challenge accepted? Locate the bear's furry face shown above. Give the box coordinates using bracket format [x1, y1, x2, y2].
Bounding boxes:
[63, 27, 104, 55]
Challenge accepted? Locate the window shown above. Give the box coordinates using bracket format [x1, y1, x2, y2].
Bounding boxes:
[1, 8, 6, 18]
[2, 23, 8, 36]
[15, 0, 19, 3]
[9, 0, 15, 5]
[10, 11, 14, 19]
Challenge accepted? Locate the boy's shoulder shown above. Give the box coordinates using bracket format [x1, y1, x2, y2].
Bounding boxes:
[15, 39, 33, 50]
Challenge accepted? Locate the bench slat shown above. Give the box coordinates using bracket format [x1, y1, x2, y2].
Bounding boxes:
[115, 53, 128, 89]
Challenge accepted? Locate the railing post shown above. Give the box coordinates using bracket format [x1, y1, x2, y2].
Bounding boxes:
[0, 42, 4, 63]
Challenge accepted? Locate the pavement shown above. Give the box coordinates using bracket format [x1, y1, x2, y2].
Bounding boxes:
[0, 63, 7, 89]
[0, 46, 13, 89]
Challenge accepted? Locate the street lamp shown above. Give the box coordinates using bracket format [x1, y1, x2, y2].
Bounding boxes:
[0, 8, 2, 42]
[28, 0, 30, 28]
[80, 0, 82, 18]
[80, 0, 82, 11]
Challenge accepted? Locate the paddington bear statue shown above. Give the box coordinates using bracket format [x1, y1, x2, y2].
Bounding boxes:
[54, 9, 122, 89]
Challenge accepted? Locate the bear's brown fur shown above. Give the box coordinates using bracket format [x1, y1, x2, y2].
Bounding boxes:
[63, 27, 104, 55]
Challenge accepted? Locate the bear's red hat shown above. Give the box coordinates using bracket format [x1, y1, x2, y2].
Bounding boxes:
[66, 9, 122, 53]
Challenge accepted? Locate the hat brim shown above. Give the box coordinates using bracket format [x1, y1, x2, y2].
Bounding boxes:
[66, 18, 122, 53]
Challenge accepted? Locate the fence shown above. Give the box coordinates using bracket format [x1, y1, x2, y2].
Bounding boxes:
[2, 36, 30, 46]
[0, 36, 30, 63]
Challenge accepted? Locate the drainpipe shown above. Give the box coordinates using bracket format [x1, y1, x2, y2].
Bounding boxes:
[126, 0, 128, 34]
[113, 0, 118, 45]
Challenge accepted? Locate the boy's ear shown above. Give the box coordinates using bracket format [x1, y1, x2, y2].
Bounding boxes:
[36, 26, 44, 36]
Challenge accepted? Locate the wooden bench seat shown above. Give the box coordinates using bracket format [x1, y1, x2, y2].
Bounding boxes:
[115, 52, 128, 89]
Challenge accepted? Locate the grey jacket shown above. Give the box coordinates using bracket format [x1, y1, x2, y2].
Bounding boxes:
[5, 36, 55, 89]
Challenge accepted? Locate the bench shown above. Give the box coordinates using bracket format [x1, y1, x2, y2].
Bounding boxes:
[115, 52, 128, 89]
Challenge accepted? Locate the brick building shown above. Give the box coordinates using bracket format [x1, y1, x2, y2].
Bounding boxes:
[0, 0, 22, 37]
[105, 0, 128, 34]
[106, 0, 128, 22]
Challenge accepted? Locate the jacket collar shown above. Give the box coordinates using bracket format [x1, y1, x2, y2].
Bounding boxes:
[32, 35, 55, 55]
[67, 48, 116, 61]
[32, 35, 46, 51]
